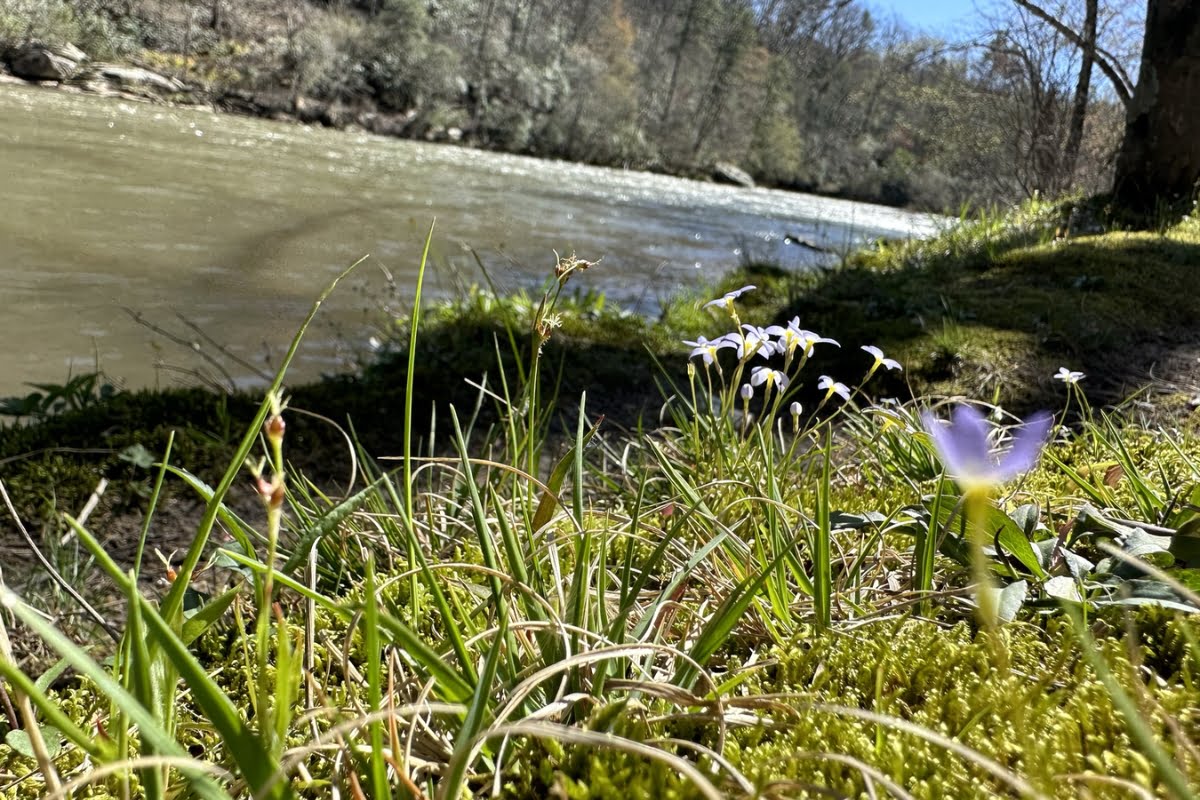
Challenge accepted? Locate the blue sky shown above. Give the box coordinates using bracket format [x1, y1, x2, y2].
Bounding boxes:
[866, 0, 999, 33]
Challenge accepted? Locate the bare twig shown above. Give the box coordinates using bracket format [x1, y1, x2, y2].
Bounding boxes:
[175, 311, 273, 382]
[0, 480, 118, 642]
[122, 307, 237, 391]
[1009, 0, 1133, 106]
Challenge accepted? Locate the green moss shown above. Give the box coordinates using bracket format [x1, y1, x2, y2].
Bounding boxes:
[776, 209, 1200, 411]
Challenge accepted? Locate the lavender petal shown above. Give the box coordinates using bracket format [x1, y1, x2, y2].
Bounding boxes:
[996, 411, 1053, 480]
[949, 405, 993, 474]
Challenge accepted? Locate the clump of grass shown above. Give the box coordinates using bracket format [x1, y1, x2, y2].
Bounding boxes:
[0, 228, 1199, 800]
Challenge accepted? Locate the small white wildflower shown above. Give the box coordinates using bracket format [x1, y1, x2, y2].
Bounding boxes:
[703, 284, 756, 310]
[789, 401, 803, 417]
[683, 335, 736, 366]
[795, 327, 840, 357]
[750, 366, 790, 391]
[736, 325, 777, 360]
[861, 344, 902, 373]
[817, 375, 851, 402]
[1054, 367, 1085, 385]
[740, 384, 754, 401]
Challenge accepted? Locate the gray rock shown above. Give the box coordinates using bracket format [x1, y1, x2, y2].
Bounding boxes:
[712, 161, 755, 188]
[48, 42, 88, 65]
[96, 64, 184, 93]
[75, 64, 187, 98]
[9, 44, 80, 81]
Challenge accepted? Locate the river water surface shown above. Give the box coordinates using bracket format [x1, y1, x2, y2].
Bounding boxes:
[0, 83, 942, 396]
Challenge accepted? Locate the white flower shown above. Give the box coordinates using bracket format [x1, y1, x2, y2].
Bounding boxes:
[789, 401, 803, 417]
[703, 284, 757, 310]
[736, 325, 777, 360]
[683, 335, 736, 366]
[817, 375, 851, 402]
[796, 328, 839, 357]
[862, 345, 902, 373]
[750, 366, 789, 391]
[740, 384, 754, 401]
[1054, 367, 1085, 385]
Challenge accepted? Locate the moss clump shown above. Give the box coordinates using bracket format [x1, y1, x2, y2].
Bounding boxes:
[723, 617, 1199, 799]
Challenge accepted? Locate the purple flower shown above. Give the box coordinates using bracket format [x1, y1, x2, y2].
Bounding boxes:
[922, 405, 1052, 491]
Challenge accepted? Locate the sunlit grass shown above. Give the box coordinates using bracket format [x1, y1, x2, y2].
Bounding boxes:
[0, 211, 1200, 798]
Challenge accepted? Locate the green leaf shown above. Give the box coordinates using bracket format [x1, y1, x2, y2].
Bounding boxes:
[531, 415, 602, 532]
[441, 610, 508, 800]
[931, 493, 1046, 579]
[181, 584, 243, 646]
[1033, 539, 1094, 579]
[6, 726, 61, 760]
[983, 580, 1027, 623]
[1009, 503, 1042, 538]
[828, 511, 887, 530]
[32, 658, 70, 695]
[1043, 576, 1082, 603]
[135, 594, 293, 799]
[1168, 519, 1200, 566]
[279, 477, 385, 575]
[160, 256, 368, 630]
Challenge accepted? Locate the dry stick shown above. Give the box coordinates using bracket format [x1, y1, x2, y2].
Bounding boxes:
[149, 363, 232, 395]
[122, 307, 237, 391]
[0, 480, 119, 641]
[0, 608, 61, 794]
[175, 311, 274, 382]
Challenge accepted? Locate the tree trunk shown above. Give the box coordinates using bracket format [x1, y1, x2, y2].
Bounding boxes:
[1113, 0, 1200, 211]
[1060, 0, 1097, 194]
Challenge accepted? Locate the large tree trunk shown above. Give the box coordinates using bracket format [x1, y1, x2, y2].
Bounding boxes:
[1113, 0, 1200, 211]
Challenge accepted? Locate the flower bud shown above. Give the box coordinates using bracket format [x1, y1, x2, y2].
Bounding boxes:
[265, 414, 285, 443]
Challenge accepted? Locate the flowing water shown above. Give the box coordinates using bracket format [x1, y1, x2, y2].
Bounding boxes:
[0, 83, 942, 396]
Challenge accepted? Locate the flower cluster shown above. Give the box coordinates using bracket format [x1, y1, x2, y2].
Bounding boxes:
[684, 285, 903, 429]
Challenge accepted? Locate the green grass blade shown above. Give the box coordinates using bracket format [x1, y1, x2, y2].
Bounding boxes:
[814, 426, 833, 630]
[378, 471, 479, 684]
[217, 548, 476, 703]
[161, 255, 369, 627]
[134, 431, 174, 580]
[126, 575, 167, 800]
[439, 610, 507, 800]
[1067, 605, 1195, 800]
[363, 555, 389, 800]
[279, 476, 385, 574]
[672, 542, 792, 691]
[135, 595, 293, 799]
[0, 660, 109, 761]
[916, 473, 948, 616]
[0, 589, 232, 800]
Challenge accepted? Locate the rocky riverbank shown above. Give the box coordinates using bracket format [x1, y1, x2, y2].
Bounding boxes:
[0, 40, 761, 189]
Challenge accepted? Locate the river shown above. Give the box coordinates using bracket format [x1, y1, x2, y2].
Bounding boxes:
[0, 83, 943, 397]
